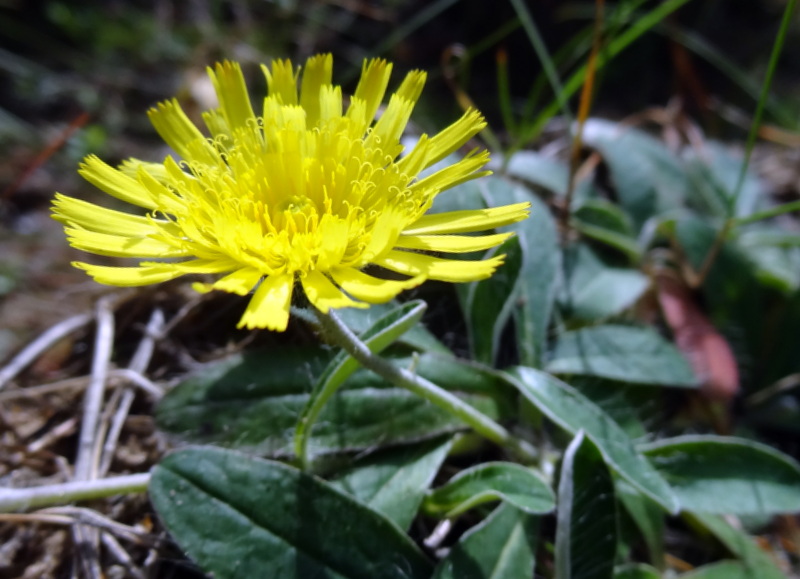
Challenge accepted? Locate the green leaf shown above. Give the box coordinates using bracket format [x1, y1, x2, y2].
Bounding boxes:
[641, 435, 800, 515]
[496, 150, 569, 195]
[480, 179, 561, 368]
[157, 339, 508, 457]
[555, 431, 618, 579]
[158, 386, 501, 458]
[156, 344, 332, 407]
[423, 461, 555, 517]
[336, 301, 450, 354]
[573, 198, 641, 260]
[684, 141, 764, 219]
[433, 503, 539, 579]
[560, 243, 649, 321]
[687, 513, 786, 579]
[296, 301, 427, 462]
[678, 561, 770, 579]
[581, 118, 688, 229]
[331, 437, 452, 531]
[737, 227, 800, 292]
[504, 367, 678, 513]
[616, 480, 664, 568]
[574, 199, 636, 237]
[149, 447, 432, 579]
[546, 325, 697, 387]
[614, 563, 662, 579]
[568, 379, 651, 439]
[461, 235, 523, 365]
[156, 346, 504, 457]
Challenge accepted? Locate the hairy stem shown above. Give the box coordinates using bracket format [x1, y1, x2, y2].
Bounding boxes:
[312, 307, 537, 462]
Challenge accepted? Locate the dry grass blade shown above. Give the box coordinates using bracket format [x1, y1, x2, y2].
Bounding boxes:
[0, 313, 92, 390]
[99, 309, 165, 477]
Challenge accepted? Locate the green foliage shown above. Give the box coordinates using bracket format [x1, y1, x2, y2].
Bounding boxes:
[432, 503, 539, 579]
[331, 437, 453, 531]
[643, 436, 800, 515]
[422, 462, 555, 517]
[555, 432, 618, 579]
[546, 325, 697, 386]
[507, 367, 678, 513]
[125, 3, 800, 577]
[152, 133, 800, 573]
[149, 447, 433, 579]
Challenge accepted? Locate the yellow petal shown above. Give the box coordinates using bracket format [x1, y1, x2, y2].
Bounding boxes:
[374, 250, 505, 282]
[424, 108, 486, 168]
[209, 61, 257, 131]
[262, 58, 299, 106]
[315, 216, 351, 271]
[73, 262, 185, 286]
[202, 109, 229, 141]
[318, 85, 343, 123]
[172, 258, 238, 274]
[331, 268, 424, 303]
[52, 193, 158, 236]
[409, 150, 490, 195]
[136, 166, 185, 214]
[394, 70, 426, 105]
[361, 207, 405, 262]
[395, 134, 430, 177]
[301, 270, 367, 313]
[395, 232, 513, 254]
[147, 100, 218, 166]
[368, 94, 414, 154]
[238, 273, 294, 331]
[403, 202, 530, 235]
[118, 159, 171, 184]
[78, 156, 158, 210]
[65, 227, 188, 258]
[352, 58, 393, 127]
[300, 53, 333, 126]
[211, 268, 263, 296]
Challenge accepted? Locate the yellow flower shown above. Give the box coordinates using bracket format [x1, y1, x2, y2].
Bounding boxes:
[52, 55, 529, 331]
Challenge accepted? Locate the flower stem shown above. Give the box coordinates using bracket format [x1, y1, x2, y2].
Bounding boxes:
[312, 307, 537, 462]
[0, 473, 150, 513]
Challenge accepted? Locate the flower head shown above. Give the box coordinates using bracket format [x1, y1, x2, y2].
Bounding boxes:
[53, 55, 529, 331]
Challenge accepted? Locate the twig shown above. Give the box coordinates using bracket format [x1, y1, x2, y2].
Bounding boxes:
[0, 313, 92, 390]
[0, 473, 151, 513]
[0, 368, 162, 403]
[156, 292, 209, 337]
[27, 416, 78, 453]
[111, 369, 163, 400]
[73, 297, 115, 579]
[2, 111, 90, 201]
[562, 0, 604, 237]
[746, 373, 800, 408]
[0, 375, 91, 401]
[74, 297, 115, 481]
[99, 309, 164, 477]
[0, 512, 75, 525]
[0, 506, 159, 547]
[101, 532, 146, 579]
